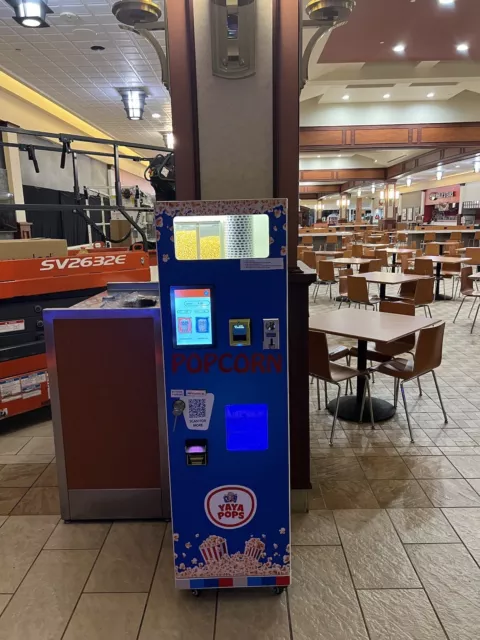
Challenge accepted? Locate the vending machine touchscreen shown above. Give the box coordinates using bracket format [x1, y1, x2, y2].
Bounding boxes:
[156, 200, 290, 594]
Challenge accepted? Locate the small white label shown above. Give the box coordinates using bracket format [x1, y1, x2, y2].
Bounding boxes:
[186, 389, 207, 397]
[0, 320, 25, 334]
[0, 378, 21, 400]
[22, 390, 41, 399]
[240, 258, 284, 271]
[170, 389, 184, 398]
[183, 393, 214, 431]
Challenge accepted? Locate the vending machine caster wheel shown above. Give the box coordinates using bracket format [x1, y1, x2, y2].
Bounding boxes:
[272, 587, 285, 596]
[191, 589, 200, 597]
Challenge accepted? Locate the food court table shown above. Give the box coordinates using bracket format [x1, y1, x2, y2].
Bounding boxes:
[417, 256, 471, 300]
[331, 257, 372, 268]
[309, 308, 436, 422]
[352, 271, 429, 300]
[384, 247, 415, 272]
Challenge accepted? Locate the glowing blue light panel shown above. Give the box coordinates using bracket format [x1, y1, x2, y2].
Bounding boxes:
[225, 404, 268, 451]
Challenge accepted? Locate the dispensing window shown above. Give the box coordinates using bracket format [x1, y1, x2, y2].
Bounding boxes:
[173, 214, 269, 260]
[229, 319, 251, 346]
[225, 404, 268, 452]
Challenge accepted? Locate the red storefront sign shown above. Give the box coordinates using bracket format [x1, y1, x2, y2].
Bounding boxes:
[425, 185, 460, 205]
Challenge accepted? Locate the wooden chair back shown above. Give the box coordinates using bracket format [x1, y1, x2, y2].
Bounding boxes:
[301, 236, 313, 245]
[450, 231, 462, 242]
[375, 249, 389, 269]
[445, 242, 460, 256]
[309, 331, 332, 380]
[297, 246, 305, 261]
[363, 247, 376, 258]
[466, 247, 480, 265]
[325, 235, 338, 246]
[352, 244, 364, 258]
[424, 232, 436, 243]
[302, 250, 316, 269]
[376, 301, 416, 355]
[368, 259, 382, 272]
[347, 275, 369, 304]
[338, 268, 353, 297]
[414, 277, 435, 305]
[400, 253, 413, 273]
[317, 260, 335, 282]
[425, 243, 440, 256]
[459, 265, 474, 295]
[414, 258, 434, 276]
[343, 248, 353, 258]
[413, 323, 445, 377]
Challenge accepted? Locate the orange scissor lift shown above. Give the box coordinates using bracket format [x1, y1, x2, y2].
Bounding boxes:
[0, 250, 150, 419]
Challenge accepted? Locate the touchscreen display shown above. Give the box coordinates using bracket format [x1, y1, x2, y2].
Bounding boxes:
[171, 287, 213, 347]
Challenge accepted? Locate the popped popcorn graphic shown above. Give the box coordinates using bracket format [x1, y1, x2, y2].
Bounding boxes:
[185, 542, 192, 549]
[279, 528, 286, 534]
[162, 254, 170, 262]
[191, 558, 198, 565]
[173, 533, 179, 542]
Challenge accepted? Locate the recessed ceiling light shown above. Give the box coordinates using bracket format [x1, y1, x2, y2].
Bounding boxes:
[438, 0, 455, 5]
[342, 94, 350, 100]
[456, 43, 469, 53]
[383, 93, 391, 99]
[337, 154, 342, 158]
[6, 0, 53, 28]
[393, 43, 406, 54]
[455, 165, 460, 168]
[427, 92, 435, 98]
[406, 177, 412, 187]
[152, 113, 160, 119]
[374, 159, 378, 163]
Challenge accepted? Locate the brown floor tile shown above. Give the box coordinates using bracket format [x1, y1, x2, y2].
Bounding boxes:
[313, 457, 365, 480]
[289, 546, 368, 640]
[320, 480, 379, 509]
[33, 463, 58, 487]
[10, 486, 60, 515]
[63, 593, 147, 640]
[0, 515, 59, 593]
[403, 456, 462, 479]
[0, 463, 47, 488]
[443, 508, 480, 563]
[307, 488, 326, 510]
[0, 596, 10, 616]
[447, 455, 480, 478]
[291, 511, 340, 545]
[369, 480, 433, 508]
[138, 529, 216, 640]
[358, 456, 413, 479]
[334, 509, 420, 589]
[0, 549, 97, 640]
[419, 479, 480, 507]
[216, 590, 290, 640]
[18, 437, 54, 456]
[0, 454, 54, 465]
[85, 522, 165, 593]
[407, 543, 480, 640]
[0, 488, 28, 514]
[0, 437, 31, 455]
[358, 589, 447, 640]
[45, 522, 111, 550]
[388, 508, 459, 544]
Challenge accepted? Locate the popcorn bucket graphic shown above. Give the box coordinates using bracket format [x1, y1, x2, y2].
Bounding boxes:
[199, 536, 229, 564]
[244, 538, 265, 560]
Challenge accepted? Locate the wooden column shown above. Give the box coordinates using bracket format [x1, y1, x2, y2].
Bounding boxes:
[355, 197, 363, 222]
[274, 0, 312, 493]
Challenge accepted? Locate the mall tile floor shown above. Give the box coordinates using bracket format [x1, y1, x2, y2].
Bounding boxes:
[0, 284, 480, 638]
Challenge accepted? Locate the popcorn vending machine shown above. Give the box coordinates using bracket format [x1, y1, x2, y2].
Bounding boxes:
[156, 199, 290, 594]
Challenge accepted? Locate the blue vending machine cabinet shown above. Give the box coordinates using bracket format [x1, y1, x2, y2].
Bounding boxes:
[156, 199, 290, 591]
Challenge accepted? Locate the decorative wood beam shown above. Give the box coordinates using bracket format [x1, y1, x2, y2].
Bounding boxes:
[300, 122, 480, 151]
[300, 168, 386, 181]
[387, 146, 480, 179]
[299, 185, 339, 195]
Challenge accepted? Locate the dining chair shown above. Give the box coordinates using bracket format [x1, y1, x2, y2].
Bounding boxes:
[302, 250, 317, 270]
[445, 242, 460, 257]
[441, 261, 461, 298]
[297, 246, 305, 261]
[397, 232, 408, 246]
[373, 322, 448, 442]
[338, 268, 353, 309]
[375, 249, 389, 271]
[313, 260, 337, 302]
[465, 247, 480, 268]
[425, 243, 440, 256]
[414, 258, 434, 276]
[450, 231, 462, 242]
[358, 261, 370, 274]
[368, 259, 382, 272]
[325, 235, 338, 249]
[301, 236, 313, 246]
[453, 266, 480, 333]
[475, 230, 480, 247]
[352, 244, 364, 258]
[347, 275, 380, 310]
[309, 330, 375, 445]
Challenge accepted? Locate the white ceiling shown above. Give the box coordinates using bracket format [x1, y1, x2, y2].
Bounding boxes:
[0, 0, 171, 148]
[300, 149, 423, 169]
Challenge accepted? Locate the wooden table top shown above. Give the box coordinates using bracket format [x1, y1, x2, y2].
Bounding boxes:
[359, 243, 390, 249]
[297, 260, 316, 275]
[309, 308, 437, 343]
[384, 248, 415, 255]
[315, 250, 344, 256]
[429, 241, 459, 246]
[331, 257, 372, 265]
[469, 273, 480, 280]
[352, 271, 429, 285]
[298, 232, 353, 237]
[417, 256, 472, 264]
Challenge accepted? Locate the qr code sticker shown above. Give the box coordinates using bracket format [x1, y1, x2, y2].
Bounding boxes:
[189, 398, 207, 419]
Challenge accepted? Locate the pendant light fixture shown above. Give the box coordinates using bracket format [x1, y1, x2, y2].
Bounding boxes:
[6, 0, 53, 27]
[119, 88, 147, 121]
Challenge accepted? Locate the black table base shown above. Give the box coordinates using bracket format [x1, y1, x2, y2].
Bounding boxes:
[327, 396, 396, 423]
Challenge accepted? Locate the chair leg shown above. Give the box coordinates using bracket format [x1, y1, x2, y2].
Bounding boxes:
[393, 378, 400, 408]
[427, 305, 432, 318]
[400, 382, 415, 443]
[423, 305, 428, 318]
[453, 296, 466, 323]
[316, 377, 320, 410]
[417, 376, 422, 396]
[310, 375, 314, 384]
[313, 284, 319, 304]
[329, 384, 342, 446]
[472, 303, 480, 334]
[366, 376, 375, 430]
[324, 381, 328, 408]
[468, 297, 477, 318]
[432, 370, 448, 424]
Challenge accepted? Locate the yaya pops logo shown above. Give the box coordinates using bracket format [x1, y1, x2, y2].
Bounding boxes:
[205, 486, 257, 529]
